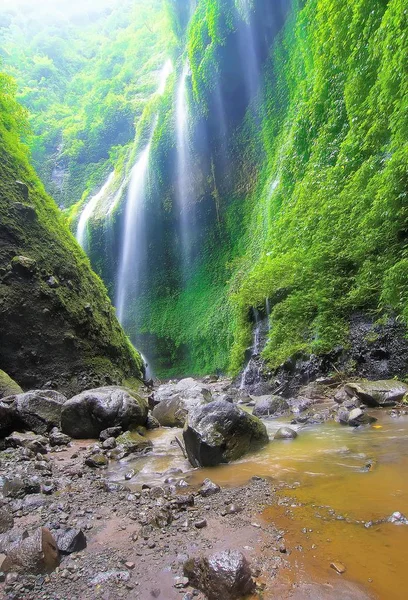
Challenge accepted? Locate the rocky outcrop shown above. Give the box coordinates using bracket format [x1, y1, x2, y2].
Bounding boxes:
[183, 400, 269, 467]
[0, 370, 22, 399]
[344, 380, 408, 407]
[183, 550, 255, 600]
[252, 395, 289, 418]
[61, 386, 148, 438]
[0, 135, 143, 396]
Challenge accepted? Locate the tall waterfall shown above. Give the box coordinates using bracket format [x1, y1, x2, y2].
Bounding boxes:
[237, 2, 260, 102]
[175, 62, 192, 272]
[115, 60, 173, 328]
[115, 125, 156, 324]
[76, 171, 115, 251]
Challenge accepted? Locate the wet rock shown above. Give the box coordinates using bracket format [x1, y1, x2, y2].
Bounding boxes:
[102, 436, 116, 450]
[1, 527, 59, 574]
[155, 378, 212, 404]
[5, 431, 48, 454]
[3, 475, 41, 498]
[330, 562, 346, 574]
[61, 387, 148, 438]
[48, 427, 71, 447]
[153, 396, 204, 428]
[115, 431, 153, 456]
[184, 550, 255, 600]
[0, 370, 22, 400]
[274, 427, 298, 440]
[388, 511, 408, 525]
[146, 414, 160, 430]
[52, 528, 87, 554]
[85, 454, 108, 468]
[344, 380, 408, 407]
[0, 508, 14, 534]
[199, 479, 221, 497]
[183, 400, 269, 467]
[252, 395, 289, 418]
[99, 426, 123, 441]
[9, 390, 67, 434]
[338, 407, 377, 427]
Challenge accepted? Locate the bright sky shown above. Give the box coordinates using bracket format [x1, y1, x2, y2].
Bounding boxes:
[1, 0, 120, 14]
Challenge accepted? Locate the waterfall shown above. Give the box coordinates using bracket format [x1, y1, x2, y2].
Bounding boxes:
[76, 171, 115, 251]
[115, 123, 157, 324]
[236, 2, 260, 102]
[240, 308, 261, 390]
[176, 62, 192, 272]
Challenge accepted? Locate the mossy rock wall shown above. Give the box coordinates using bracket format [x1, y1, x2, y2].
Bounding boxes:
[0, 110, 143, 395]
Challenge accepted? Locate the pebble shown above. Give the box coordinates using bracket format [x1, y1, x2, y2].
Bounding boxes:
[330, 562, 347, 574]
[194, 519, 207, 529]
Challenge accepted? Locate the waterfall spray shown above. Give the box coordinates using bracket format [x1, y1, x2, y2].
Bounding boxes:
[76, 171, 115, 251]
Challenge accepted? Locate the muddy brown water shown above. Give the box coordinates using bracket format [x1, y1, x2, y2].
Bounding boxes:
[108, 411, 408, 599]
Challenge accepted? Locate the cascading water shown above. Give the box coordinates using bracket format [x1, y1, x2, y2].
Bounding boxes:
[114, 60, 173, 373]
[176, 62, 192, 272]
[115, 123, 157, 325]
[240, 308, 261, 390]
[236, 1, 260, 102]
[76, 171, 115, 251]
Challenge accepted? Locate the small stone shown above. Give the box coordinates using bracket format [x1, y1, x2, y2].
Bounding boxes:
[174, 576, 189, 589]
[194, 519, 207, 529]
[199, 479, 221, 497]
[330, 562, 346, 574]
[279, 545, 287, 553]
[125, 562, 135, 570]
[85, 454, 108, 468]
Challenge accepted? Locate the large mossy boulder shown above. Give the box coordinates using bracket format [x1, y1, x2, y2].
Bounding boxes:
[0, 370, 22, 399]
[344, 380, 408, 407]
[8, 390, 67, 434]
[0, 135, 143, 396]
[252, 395, 289, 418]
[61, 387, 148, 438]
[183, 400, 269, 467]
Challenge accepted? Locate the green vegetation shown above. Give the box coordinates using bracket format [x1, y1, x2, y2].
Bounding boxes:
[1, 0, 407, 380]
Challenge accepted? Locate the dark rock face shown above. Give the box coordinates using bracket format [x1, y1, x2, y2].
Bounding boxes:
[252, 395, 289, 418]
[183, 550, 255, 600]
[1, 527, 59, 574]
[0, 369, 22, 399]
[240, 313, 408, 397]
[61, 387, 148, 438]
[0, 401, 17, 438]
[183, 400, 269, 467]
[9, 390, 67, 434]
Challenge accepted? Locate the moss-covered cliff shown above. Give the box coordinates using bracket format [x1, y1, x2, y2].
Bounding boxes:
[0, 71, 144, 395]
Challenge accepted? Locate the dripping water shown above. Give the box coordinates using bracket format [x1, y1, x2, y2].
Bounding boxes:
[76, 171, 115, 251]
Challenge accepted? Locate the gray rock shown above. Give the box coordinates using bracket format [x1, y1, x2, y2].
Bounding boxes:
[61, 387, 148, 438]
[99, 426, 123, 441]
[102, 437, 116, 450]
[344, 380, 408, 407]
[85, 454, 108, 468]
[91, 570, 130, 585]
[252, 395, 289, 418]
[338, 407, 377, 427]
[183, 400, 269, 467]
[274, 427, 298, 440]
[3, 475, 41, 498]
[152, 378, 212, 427]
[184, 550, 255, 600]
[8, 390, 67, 434]
[53, 528, 86, 554]
[49, 427, 71, 446]
[0, 401, 17, 438]
[146, 414, 160, 430]
[199, 479, 221, 497]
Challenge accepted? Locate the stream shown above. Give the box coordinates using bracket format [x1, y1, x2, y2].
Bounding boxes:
[108, 410, 408, 599]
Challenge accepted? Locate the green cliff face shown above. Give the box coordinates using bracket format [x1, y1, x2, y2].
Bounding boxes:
[0, 72, 143, 395]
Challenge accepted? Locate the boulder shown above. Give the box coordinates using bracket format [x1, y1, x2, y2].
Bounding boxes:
[344, 380, 408, 407]
[0, 370, 22, 399]
[252, 395, 289, 418]
[48, 427, 71, 447]
[152, 378, 212, 427]
[183, 550, 255, 600]
[61, 387, 148, 438]
[9, 390, 67, 434]
[183, 400, 269, 467]
[274, 427, 298, 440]
[115, 431, 153, 456]
[1, 527, 59, 574]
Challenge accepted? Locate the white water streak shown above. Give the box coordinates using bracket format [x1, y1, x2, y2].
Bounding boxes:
[76, 171, 115, 250]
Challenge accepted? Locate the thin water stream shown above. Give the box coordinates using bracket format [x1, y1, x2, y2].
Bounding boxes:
[109, 411, 408, 599]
